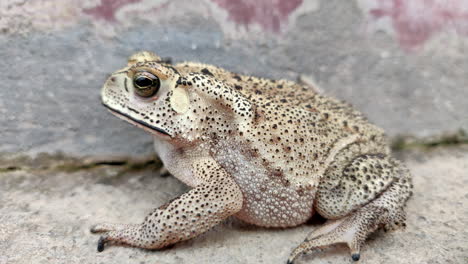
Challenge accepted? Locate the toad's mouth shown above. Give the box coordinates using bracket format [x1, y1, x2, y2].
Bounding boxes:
[102, 103, 172, 138]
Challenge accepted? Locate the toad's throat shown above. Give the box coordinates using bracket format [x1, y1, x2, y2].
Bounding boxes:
[102, 102, 172, 137]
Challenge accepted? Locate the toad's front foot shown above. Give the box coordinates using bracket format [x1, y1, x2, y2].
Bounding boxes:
[90, 223, 140, 252]
[90, 222, 145, 252]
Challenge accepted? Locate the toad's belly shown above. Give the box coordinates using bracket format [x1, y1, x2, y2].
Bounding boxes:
[233, 172, 315, 227]
[214, 144, 315, 227]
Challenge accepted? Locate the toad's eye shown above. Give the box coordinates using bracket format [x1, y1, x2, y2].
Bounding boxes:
[133, 72, 160, 98]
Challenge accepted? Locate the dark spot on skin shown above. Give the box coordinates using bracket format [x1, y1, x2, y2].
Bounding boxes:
[296, 187, 307, 196]
[201, 68, 214, 76]
[272, 169, 283, 178]
[167, 65, 180, 75]
[246, 147, 260, 158]
[305, 104, 318, 112]
[234, 85, 243, 90]
[210, 133, 220, 146]
[232, 74, 242, 81]
[127, 107, 140, 114]
[253, 109, 265, 124]
[124, 78, 129, 92]
[177, 147, 185, 155]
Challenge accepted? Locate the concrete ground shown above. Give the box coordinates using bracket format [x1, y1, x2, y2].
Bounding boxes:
[1, 146, 467, 264]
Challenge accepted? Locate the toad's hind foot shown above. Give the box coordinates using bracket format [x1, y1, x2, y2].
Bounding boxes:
[287, 208, 383, 263]
[287, 176, 411, 263]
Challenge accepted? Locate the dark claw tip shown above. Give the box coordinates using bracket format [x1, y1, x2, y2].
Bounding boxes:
[286, 260, 294, 264]
[97, 237, 106, 252]
[351, 253, 360, 261]
[160, 172, 171, 178]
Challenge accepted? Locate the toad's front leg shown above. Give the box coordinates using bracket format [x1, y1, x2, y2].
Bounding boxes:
[90, 159, 243, 252]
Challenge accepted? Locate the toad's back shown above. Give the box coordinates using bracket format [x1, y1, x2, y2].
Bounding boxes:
[175, 62, 387, 188]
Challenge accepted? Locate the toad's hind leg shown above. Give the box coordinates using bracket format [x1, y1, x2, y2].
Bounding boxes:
[287, 155, 412, 263]
[288, 178, 410, 263]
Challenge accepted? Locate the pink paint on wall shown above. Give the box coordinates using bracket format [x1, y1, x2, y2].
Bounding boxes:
[370, 0, 468, 49]
[83, 0, 304, 33]
[210, 0, 303, 32]
[83, 0, 143, 22]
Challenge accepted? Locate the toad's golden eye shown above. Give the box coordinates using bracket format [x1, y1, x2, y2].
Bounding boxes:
[133, 72, 160, 98]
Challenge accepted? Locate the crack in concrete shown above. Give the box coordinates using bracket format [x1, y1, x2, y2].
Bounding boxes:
[391, 130, 468, 151]
[1, 131, 466, 174]
[0, 154, 162, 174]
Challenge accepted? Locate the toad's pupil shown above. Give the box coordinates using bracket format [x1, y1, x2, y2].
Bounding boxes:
[135, 76, 153, 88]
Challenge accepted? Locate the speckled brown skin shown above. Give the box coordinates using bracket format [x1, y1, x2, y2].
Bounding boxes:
[92, 51, 413, 262]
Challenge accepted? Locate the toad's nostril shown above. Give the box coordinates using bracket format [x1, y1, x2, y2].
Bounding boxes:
[110, 77, 116, 82]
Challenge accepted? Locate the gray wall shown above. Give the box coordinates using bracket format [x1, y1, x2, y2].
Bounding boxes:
[1, 0, 467, 156]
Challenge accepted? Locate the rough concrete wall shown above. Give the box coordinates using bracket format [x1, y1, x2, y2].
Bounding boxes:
[1, 0, 467, 156]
